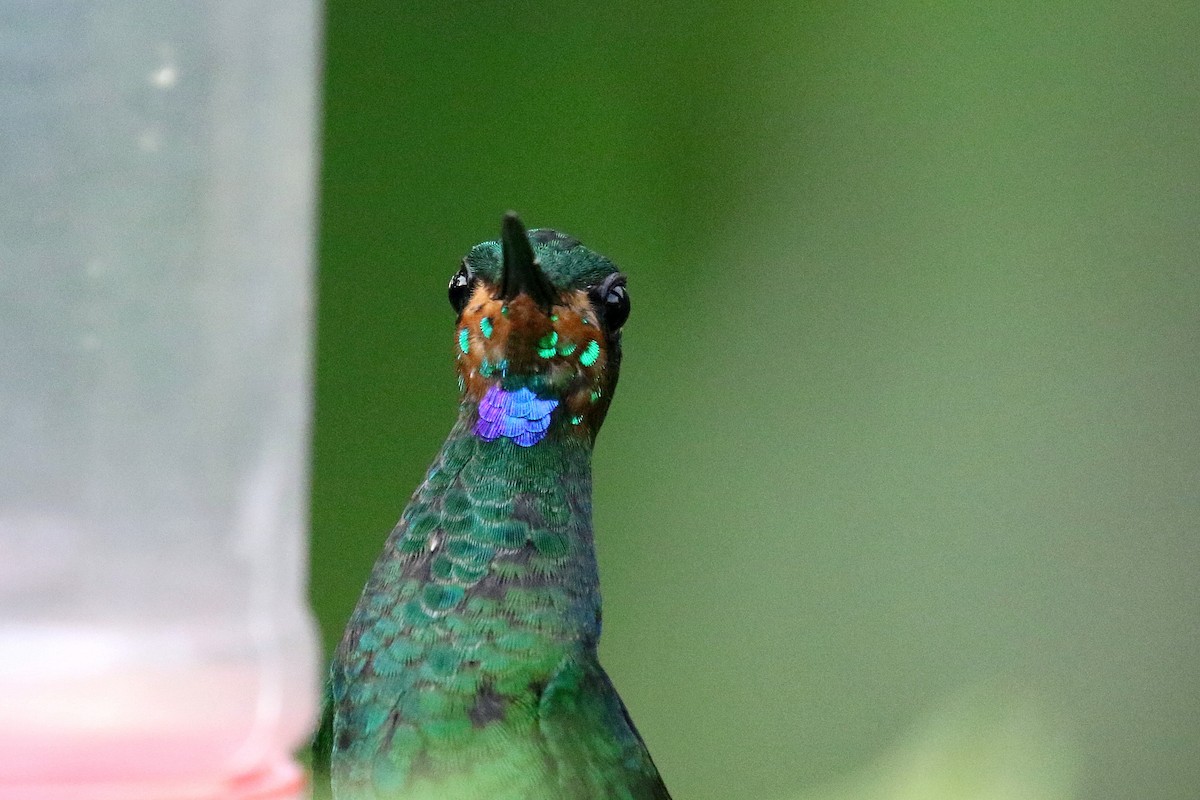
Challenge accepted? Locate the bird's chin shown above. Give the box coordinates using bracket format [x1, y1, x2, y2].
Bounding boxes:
[465, 363, 578, 400]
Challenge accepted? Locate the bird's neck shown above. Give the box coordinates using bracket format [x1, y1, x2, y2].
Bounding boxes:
[386, 414, 602, 646]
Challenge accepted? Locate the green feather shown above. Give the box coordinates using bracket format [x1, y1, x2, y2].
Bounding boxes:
[579, 339, 601, 367]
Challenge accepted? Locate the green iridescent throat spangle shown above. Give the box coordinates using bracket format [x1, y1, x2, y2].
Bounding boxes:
[315, 213, 670, 800]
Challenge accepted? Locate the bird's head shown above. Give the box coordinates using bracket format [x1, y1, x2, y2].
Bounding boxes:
[449, 212, 629, 447]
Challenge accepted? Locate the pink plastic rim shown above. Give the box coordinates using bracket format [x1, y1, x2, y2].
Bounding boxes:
[0, 761, 306, 800]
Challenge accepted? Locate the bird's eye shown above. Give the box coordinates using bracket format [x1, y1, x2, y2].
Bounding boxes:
[448, 263, 474, 314]
[589, 274, 630, 331]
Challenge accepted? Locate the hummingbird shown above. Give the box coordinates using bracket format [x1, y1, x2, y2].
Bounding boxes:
[314, 213, 671, 800]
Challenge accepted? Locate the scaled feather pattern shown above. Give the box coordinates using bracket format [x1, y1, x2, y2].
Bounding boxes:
[474, 384, 559, 446]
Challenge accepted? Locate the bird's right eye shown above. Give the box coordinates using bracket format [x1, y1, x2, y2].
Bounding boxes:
[448, 263, 474, 314]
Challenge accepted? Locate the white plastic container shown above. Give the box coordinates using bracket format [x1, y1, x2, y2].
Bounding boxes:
[0, 3, 322, 798]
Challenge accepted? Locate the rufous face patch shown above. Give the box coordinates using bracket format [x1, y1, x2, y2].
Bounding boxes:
[455, 285, 615, 445]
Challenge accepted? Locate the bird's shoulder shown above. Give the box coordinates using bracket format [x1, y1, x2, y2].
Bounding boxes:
[538, 652, 673, 800]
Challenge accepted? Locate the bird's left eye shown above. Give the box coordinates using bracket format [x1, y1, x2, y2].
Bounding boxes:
[448, 263, 474, 314]
[589, 274, 630, 331]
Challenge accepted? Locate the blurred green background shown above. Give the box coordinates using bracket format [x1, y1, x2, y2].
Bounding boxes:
[310, 3, 1199, 799]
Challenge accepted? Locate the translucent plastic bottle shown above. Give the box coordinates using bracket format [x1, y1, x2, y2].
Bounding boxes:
[0, 4, 321, 798]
